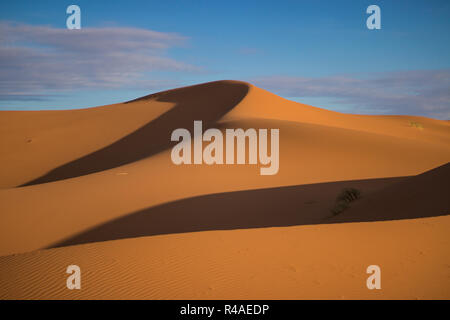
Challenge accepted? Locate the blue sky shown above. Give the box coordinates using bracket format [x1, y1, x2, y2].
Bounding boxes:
[0, 0, 449, 118]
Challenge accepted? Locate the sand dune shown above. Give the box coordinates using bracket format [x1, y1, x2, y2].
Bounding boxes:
[0, 80, 449, 299]
[224, 84, 450, 146]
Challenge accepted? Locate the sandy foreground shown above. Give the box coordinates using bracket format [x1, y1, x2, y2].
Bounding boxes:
[1, 216, 449, 300]
[0, 80, 449, 299]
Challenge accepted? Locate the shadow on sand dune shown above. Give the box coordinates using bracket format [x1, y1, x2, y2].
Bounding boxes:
[49, 163, 450, 249]
[22, 81, 249, 186]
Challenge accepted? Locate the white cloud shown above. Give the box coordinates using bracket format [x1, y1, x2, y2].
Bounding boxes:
[252, 70, 450, 119]
[0, 22, 198, 100]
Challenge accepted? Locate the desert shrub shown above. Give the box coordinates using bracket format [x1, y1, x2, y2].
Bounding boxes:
[331, 187, 361, 216]
[336, 187, 361, 204]
[409, 121, 424, 130]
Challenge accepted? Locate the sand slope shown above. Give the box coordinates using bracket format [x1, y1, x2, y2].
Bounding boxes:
[0, 80, 449, 299]
[1, 215, 449, 299]
[46, 163, 449, 249]
[331, 162, 450, 223]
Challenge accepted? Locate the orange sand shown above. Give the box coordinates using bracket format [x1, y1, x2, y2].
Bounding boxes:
[0, 81, 449, 299]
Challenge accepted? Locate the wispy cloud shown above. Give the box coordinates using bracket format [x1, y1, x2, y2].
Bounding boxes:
[253, 70, 450, 119]
[0, 22, 198, 100]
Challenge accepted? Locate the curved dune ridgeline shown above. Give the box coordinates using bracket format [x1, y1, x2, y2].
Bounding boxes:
[22, 81, 249, 186]
[0, 80, 449, 299]
[49, 163, 450, 249]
